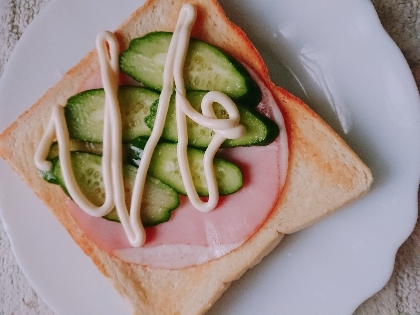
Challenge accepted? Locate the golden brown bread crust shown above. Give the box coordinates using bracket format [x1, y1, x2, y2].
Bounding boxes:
[0, 0, 373, 314]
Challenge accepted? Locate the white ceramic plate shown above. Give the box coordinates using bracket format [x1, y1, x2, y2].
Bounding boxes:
[1, 0, 419, 314]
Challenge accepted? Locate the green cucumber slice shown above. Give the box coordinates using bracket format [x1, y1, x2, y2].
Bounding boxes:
[145, 91, 279, 148]
[43, 152, 179, 227]
[47, 140, 104, 160]
[65, 86, 160, 143]
[119, 32, 262, 107]
[127, 138, 243, 196]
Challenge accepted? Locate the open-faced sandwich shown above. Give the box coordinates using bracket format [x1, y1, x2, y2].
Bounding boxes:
[0, 0, 373, 314]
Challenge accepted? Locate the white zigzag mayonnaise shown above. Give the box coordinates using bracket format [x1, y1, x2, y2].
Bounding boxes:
[34, 4, 244, 247]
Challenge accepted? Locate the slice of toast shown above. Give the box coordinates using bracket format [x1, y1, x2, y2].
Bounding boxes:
[0, 0, 373, 314]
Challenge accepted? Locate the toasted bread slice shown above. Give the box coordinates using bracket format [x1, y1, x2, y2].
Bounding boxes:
[0, 0, 373, 314]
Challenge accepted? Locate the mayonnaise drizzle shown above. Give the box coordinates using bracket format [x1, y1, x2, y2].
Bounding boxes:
[34, 3, 245, 247]
[34, 31, 146, 247]
[160, 4, 245, 212]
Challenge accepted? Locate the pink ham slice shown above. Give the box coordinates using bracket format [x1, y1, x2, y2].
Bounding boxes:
[67, 69, 288, 268]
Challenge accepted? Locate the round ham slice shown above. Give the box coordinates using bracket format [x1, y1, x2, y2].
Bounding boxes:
[67, 68, 288, 269]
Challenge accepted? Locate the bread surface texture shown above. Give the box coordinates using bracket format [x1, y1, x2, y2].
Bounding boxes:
[0, 0, 373, 314]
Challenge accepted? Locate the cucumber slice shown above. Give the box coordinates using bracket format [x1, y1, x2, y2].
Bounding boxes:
[119, 32, 262, 107]
[44, 152, 179, 227]
[127, 138, 243, 196]
[145, 91, 279, 148]
[47, 140, 104, 160]
[104, 176, 179, 227]
[65, 86, 160, 143]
